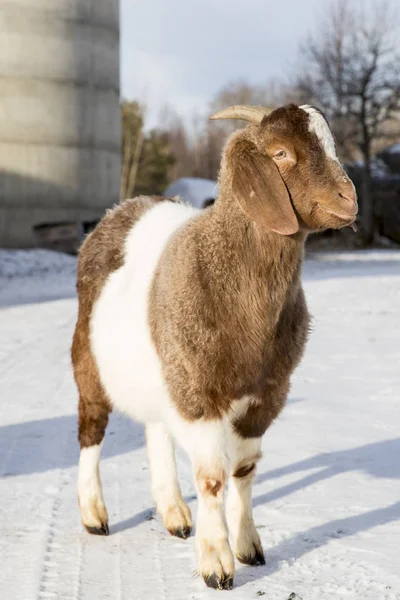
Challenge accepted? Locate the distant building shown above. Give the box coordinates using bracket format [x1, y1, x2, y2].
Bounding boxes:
[0, 0, 121, 248]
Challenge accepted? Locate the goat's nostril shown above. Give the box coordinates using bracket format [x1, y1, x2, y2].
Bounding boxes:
[339, 191, 357, 207]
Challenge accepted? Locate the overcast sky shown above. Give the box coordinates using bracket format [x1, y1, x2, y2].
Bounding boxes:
[119, 0, 392, 129]
[120, 0, 325, 128]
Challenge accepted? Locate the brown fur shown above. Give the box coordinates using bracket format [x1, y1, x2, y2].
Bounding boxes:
[233, 451, 262, 478]
[71, 196, 172, 447]
[204, 479, 222, 497]
[254, 105, 357, 232]
[149, 198, 310, 435]
[233, 463, 256, 479]
[147, 104, 356, 436]
[73, 104, 357, 446]
[197, 467, 226, 497]
[231, 138, 298, 234]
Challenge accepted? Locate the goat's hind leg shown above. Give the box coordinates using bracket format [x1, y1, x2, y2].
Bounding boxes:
[77, 392, 110, 535]
[146, 423, 192, 538]
[73, 317, 111, 535]
[75, 369, 111, 535]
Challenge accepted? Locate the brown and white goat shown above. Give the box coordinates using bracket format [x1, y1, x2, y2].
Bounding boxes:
[71, 104, 357, 590]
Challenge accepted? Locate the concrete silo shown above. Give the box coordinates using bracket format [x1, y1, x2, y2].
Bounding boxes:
[0, 0, 121, 247]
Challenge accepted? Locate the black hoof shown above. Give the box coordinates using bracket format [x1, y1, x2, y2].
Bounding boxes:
[237, 546, 265, 566]
[85, 523, 109, 536]
[169, 526, 192, 539]
[204, 572, 234, 590]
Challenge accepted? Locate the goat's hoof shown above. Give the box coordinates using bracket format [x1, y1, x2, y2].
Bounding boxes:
[162, 502, 192, 538]
[169, 525, 192, 539]
[204, 572, 234, 590]
[237, 546, 265, 566]
[85, 523, 109, 536]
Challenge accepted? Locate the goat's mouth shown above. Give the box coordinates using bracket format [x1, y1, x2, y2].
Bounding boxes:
[317, 203, 357, 230]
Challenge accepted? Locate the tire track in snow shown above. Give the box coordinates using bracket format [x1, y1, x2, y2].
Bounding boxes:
[0, 435, 17, 477]
[37, 469, 84, 600]
[36, 363, 84, 600]
[153, 535, 168, 600]
[115, 448, 122, 600]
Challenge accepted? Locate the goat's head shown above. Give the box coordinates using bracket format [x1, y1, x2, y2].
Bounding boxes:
[210, 104, 358, 235]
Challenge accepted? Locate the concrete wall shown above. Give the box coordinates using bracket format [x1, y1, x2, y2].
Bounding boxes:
[0, 0, 121, 247]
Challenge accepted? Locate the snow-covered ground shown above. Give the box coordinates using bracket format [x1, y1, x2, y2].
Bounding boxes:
[1, 249, 399, 600]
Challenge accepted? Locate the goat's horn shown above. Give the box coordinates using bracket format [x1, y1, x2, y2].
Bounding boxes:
[209, 105, 273, 124]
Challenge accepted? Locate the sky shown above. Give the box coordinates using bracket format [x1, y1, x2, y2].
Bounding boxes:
[120, 0, 322, 129]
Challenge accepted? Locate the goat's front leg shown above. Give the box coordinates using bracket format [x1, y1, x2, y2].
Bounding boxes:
[226, 434, 264, 565]
[173, 418, 234, 590]
[146, 423, 192, 538]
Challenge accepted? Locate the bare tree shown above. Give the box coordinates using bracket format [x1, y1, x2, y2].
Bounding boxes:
[121, 101, 175, 198]
[120, 101, 145, 201]
[297, 0, 400, 242]
[158, 105, 193, 180]
[210, 78, 292, 137]
[190, 79, 294, 180]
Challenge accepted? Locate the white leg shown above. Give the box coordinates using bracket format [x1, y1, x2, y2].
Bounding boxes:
[146, 423, 192, 538]
[171, 417, 234, 590]
[226, 433, 264, 565]
[77, 443, 109, 534]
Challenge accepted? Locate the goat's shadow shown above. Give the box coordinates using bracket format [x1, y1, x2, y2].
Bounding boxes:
[234, 500, 400, 588]
[254, 436, 400, 505]
[235, 437, 400, 587]
[0, 412, 144, 478]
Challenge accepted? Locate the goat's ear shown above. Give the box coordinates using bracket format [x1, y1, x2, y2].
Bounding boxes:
[230, 139, 299, 235]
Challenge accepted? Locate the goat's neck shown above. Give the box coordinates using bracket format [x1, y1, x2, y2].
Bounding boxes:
[203, 197, 306, 328]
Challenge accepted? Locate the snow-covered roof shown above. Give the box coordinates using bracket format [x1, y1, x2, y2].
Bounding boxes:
[165, 177, 218, 208]
[385, 143, 400, 154]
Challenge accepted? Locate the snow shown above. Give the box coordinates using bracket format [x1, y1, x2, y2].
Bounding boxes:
[0, 249, 76, 308]
[1, 249, 400, 600]
[0, 249, 76, 279]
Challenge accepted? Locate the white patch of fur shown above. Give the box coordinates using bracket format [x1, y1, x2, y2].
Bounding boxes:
[90, 201, 199, 424]
[169, 415, 229, 474]
[196, 490, 234, 579]
[300, 104, 338, 161]
[78, 444, 102, 496]
[169, 416, 233, 576]
[146, 423, 188, 519]
[189, 420, 234, 578]
[226, 427, 262, 559]
[78, 443, 107, 528]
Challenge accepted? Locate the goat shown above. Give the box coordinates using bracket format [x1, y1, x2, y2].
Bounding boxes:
[71, 103, 357, 590]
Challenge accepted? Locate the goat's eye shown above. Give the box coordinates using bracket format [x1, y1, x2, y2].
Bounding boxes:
[274, 150, 287, 159]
